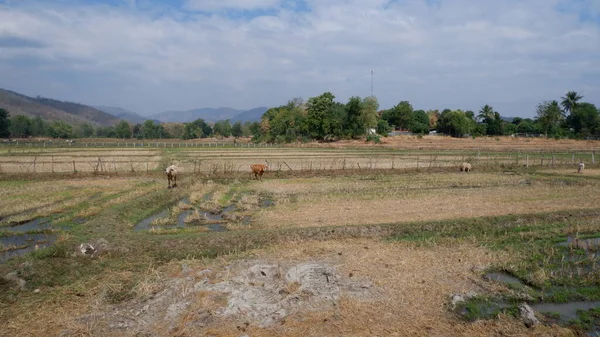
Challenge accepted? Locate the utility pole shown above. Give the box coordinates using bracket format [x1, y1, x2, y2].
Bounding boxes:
[370, 69, 374, 97]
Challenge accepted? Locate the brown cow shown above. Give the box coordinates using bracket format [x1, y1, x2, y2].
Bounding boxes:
[250, 163, 268, 181]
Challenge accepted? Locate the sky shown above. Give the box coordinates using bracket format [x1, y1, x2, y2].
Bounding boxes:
[0, 0, 599, 118]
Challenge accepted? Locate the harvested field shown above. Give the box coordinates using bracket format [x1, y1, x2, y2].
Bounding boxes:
[1, 141, 599, 337]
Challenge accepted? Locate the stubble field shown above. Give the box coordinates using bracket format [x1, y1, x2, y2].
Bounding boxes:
[1, 136, 599, 337]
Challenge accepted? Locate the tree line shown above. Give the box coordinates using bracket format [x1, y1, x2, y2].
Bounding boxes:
[0, 111, 255, 140]
[1, 90, 598, 141]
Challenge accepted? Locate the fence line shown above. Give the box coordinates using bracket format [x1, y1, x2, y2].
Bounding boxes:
[0, 151, 596, 174]
[0, 141, 288, 149]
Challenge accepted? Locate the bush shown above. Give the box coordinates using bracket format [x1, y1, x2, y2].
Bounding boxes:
[366, 134, 381, 144]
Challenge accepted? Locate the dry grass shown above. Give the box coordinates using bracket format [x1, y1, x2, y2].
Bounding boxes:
[0, 178, 152, 224]
[250, 173, 600, 229]
[2, 137, 597, 174]
[47, 238, 574, 337]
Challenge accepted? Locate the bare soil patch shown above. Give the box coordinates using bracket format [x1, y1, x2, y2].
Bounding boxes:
[50, 239, 572, 337]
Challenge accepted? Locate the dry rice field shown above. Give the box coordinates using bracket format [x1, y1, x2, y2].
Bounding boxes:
[1, 137, 599, 337]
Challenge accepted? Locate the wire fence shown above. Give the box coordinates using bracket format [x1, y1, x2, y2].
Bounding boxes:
[0, 150, 596, 174]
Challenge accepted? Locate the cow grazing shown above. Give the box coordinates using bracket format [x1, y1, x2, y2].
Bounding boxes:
[250, 163, 268, 181]
[459, 162, 472, 173]
[578, 161, 585, 174]
[166, 165, 180, 189]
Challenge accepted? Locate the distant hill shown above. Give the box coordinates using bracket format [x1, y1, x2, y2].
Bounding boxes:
[0, 88, 121, 126]
[149, 107, 243, 123]
[230, 107, 269, 123]
[501, 116, 516, 123]
[94, 105, 147, 124]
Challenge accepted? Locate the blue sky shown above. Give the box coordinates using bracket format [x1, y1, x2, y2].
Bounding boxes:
[0, 0, 599, 117]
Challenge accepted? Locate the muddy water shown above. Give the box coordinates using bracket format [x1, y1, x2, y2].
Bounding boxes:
[532, 301, 600, 321]
[0, 217, 59, 263]
[134, 198, 249, 232]
[558, 236, 600, 250]
[484, 272, 525, 286]
[7, 218, 52, 233]
[1, 233, 56, 263]
[134, 209, 170, 231]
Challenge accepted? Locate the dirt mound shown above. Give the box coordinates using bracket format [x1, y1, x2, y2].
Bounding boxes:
[69, 259, 376, 336]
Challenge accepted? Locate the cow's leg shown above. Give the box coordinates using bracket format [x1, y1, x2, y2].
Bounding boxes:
[173, 175, 177, 188]
[258, 171, 263, 181]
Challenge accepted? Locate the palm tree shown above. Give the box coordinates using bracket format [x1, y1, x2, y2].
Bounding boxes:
[561, 91, 583, 115]
[477, 104, 495, 122]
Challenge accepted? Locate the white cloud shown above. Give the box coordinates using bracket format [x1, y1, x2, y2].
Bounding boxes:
[0, 0, 599, 117]
[184, 0, 281, 11]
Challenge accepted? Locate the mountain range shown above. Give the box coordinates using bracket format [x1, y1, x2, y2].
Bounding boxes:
[0, 88, 270, 126]
[145, 106, 268, 124]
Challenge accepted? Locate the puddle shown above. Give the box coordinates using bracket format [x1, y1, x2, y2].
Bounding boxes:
[135, 198, 245, 232]
[134, 209, 170, 231]
[484, 272, 525, 286]
[222, 204, 237, 213]
[4, 218, 52, 233]
[207, 224, 228, 232]
[0, 216, 60, 263]
[532, 301, 600, 322]
[558, 236, 600, 250]
[1, 233, 57, 263]
[458, 300, 512, 321]
[260, 199, 274, 208]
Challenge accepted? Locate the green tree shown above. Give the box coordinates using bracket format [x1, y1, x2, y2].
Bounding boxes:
[191, 118, 212, 137]
[517, 120, 535, 133]
[241, 122, 252, 137]
[181, 123, 201, 140]
[477, 104, 495, 122]
[504, 123, 518, 135]
[360, 96, 379, 135]
[389, 101, 413, 130]
[0, 108, 11, 138]
[344, 96, 363, 138]
[30, 116, 47, 137]
[536, 100, 564, 137]
[141, 120, 159, 139]
[133, 123, 142, 139]
[306, 92, 336, 140]
[561, 91, 583, 116]
[249, 121, 261, 141]
[410, 110, 430, 134]
[376, 119, 391, 136]
[322, 102, 345, 140]
[115, 120, 132, 139]
[566, 102, 599, 137]
[437, 109, 473, 137]
[213, 120, 232, 137]
[10, 115, 32, 138]
[232, 121, 243, 138]
[48, 121, 74, 139]
[79, 123, 94, 138]
[95, 126, 116, 138]
[478, 105, 503, 136]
